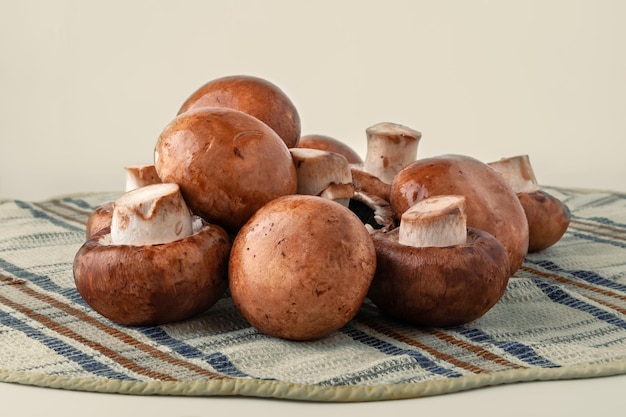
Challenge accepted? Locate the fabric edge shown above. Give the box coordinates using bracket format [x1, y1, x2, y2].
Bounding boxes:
[2, 360, 626, 402]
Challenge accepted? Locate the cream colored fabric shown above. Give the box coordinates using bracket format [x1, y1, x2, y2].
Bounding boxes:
[1, 187, 625, 402]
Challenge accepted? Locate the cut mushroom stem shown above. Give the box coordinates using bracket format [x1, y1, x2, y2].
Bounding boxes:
[125, 164, 162, 192]
[487, 155, 540, 194]
[363, 122, 421, 184]
[110, 183, 193, 246]
[289, 148, 354, 206]
[398, 195, 468, 248]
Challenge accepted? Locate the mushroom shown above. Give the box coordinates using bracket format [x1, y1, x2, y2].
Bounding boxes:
[154, 106, 298, 233]
[177, 74, 301, 149]
[228, 194, 377, 341]
[488, 155, 571, 252]
[73, 182, 231, 326]
[361, 122, 422, 184]
[289, 147, 354, 206]
[390, 154, 529, 276]
[298, 134, 363, 164]
[85, 163, 162, 239]
[349, 122, 421, 231]
[124, 163, 161, 192]
[368, 195, 511, 327]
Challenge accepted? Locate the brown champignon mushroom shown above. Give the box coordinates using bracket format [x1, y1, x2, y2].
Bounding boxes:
[390, 154, 529, 276]
[348, 122, 421, 231]
[85, 163, 162, 239]
[86, 202, 114, 240]
[154, 107, 298, 233]
[361, 122, 422, 184]
[124, 163, 161, 192]
[228, 194, 377, 341]
[368, 195, 510, 327]
[289, 147, 354, 206]
[73, 183, 231, 326]
[298, 134, 363, 164]
[488, 155, 571, 252]
[177, 74, 301, 148]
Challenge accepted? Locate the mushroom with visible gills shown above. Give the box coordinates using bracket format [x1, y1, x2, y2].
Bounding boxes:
[368, 195, 511, 327]
[488, 154, 571, 252]
[73, 182, 231, 326]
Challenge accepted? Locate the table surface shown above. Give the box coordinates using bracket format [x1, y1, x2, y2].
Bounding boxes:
[2, 373, 625, 417]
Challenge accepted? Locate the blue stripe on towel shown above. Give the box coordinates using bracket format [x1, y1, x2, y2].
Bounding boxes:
[0, 257, 87, 306]
[0, 309, 136, 381]
[526, 259, 626, 293]
[534, 280, 626, 331]
[568, 230, 626, 250]
[14, 200, 84, 233]
[138, 326, 253, 379]
[456, 327, 559, 368]
[341, 325, 463, 378]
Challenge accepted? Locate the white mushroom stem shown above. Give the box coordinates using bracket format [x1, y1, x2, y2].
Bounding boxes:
[487, 155, 540, 194]
[111, 183, 193, 246]
[125, 164, 161, 192]
[399, 195, 467, 248]
[289, 148, 354, 206]
[363, 122, 421, 184]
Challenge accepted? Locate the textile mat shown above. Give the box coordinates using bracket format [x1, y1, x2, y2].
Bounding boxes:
[1, 187, 625, 402]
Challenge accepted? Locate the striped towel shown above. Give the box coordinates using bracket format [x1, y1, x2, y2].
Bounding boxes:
[1, 187, 625, 402]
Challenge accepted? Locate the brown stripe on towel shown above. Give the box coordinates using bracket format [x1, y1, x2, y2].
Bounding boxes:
[355, 316, 488, 374]
[0, 273, 228, 381]
[427, 329, 527, 370]
[0, 291, 178, 381]
[358, 302, 526, 372]
[520, 266, 626, 315]
[569, 220, 626, 242]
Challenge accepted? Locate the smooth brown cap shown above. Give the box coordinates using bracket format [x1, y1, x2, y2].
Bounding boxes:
[519, 190, 571, 252]
[177, 75, 301, 148]
[154, 107, 298, 233]
[228, 194, 376, 341]
[298, 134, 363, 164]
[73, 222, 231, 326]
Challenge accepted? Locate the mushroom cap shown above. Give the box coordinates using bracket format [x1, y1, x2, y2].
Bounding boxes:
[368, 227, 510, 327]
[519, 190, 571, 252]
[154, 107, 298, 233]
[390, 154, 529, 276]
[298, 134, 363, 164]
[228, 194, 377, 341]
[73, 221, 231, 326]
[177, 74, 301, 149]
[86, 202, 114, 240]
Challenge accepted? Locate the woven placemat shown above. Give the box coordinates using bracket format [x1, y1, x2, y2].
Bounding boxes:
[1, 187, 625, 402]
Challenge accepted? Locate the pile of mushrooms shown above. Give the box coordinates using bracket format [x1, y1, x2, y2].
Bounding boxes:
[73, 74, 571, 337]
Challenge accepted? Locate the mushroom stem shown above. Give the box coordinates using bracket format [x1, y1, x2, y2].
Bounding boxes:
[125, 164, 161, 192]
[363, 122, 421, 184]
[398, 195, 467, 248]
[289, 148, 354, 206]
[111, 183, 193, 246]
[488, 155, 540, 194]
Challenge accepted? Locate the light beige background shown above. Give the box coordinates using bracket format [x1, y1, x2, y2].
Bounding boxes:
[2, 2, 626, 415]
[1, 0, 625, 201]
